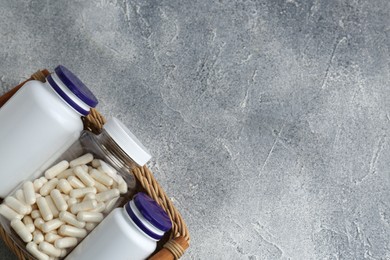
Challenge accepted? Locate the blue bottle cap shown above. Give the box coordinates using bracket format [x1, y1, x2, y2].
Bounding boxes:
[133, 192, 172, 232]
[54, 65, 98, 108]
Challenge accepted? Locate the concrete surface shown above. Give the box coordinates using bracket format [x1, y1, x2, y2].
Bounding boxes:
[0, 0, 389, 259]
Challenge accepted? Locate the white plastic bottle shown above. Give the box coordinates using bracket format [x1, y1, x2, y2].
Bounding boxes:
[65, 192, 172, 260]
[0, 65, 98, 197]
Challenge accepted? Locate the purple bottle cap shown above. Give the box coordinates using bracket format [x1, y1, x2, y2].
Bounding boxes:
[54, 65, 98, 108]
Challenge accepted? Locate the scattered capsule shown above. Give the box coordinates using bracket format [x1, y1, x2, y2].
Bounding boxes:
[24, 181, 36, 205]
[74, 166, 95, 187]
[11, 219, 32, 242]
[0, 204, 22, 221]
[50, 189, 68, 211]
[70, 200, 97, 214]
[41, 219, 64, 233]
[70, 187, 96, 199]
[118, 178, 128, 194]
[33, 179, 44, 192]
[45, 160, 69, 179]
[67, 176, 86, 189]
[85, 222, 97, 231]
[77, 212, 103, 223]
[56, 168, 75, 179]
[67, 197, 78, 207]
[40, 178, 59, 196]
[91, 159, 101, 168]
[82, 193, 96, 202]
[15, 190, 32, 214]
[81, 164, 89, 172]
[26, 242, 50, 260]
[33, 230, 44, 244]
[98, 160, 117, 180]
[69, 153, 94, 168]
[33, 218, 45, 230]
[39, 177, 48, 184]
[59, 211, 86, 229]
[23, 216, 35, 233]
[94, 180, 108, 192]
[54, 237, 78, 249]
[44, 232, 62, 243]
[96, 189, 120, 202]
[31, 209, 41, 219]
[39, 241, 62, 257]
[90, 169, 113, 186]
[90, 202, 106, 213]
[44, 196, 59, 218]
[4, 196, 29, 215]
[36, 197, 53, 221]
[58, 225, 87, 238]
[57, 179, 72, 194]
[104, 197, 119, 214]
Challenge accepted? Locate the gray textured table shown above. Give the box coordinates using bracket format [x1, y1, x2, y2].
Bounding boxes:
[0, 0, 389, 259]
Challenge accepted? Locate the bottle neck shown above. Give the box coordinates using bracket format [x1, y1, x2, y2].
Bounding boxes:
[123, 201, 165, 241]
[97, 129, 138, 171]
[47, 73, 91, 116]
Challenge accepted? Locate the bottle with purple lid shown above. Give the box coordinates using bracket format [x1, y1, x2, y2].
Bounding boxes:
[0, 65, 98, 197]
[65, 192, 172, 260]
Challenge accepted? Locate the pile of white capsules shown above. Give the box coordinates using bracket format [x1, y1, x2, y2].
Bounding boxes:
[0, 153, 128, 260]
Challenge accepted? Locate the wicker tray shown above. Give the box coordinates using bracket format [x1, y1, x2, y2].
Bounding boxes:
[0, 70, 190, 260]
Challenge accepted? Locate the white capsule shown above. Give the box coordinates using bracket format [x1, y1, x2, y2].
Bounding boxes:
[96, 189, 120, 202]
[41, 219, 64, 233]
[40, 179, 59, 196]
[90, 169, 113, 186]
[85, 222, 97, 231]
[39, 177, 48, 184]
[82, 193, 96, 202]
[54, 237, 78, 249]
[15, 190, 32, 214]
[44, 232, 62, 243]
[23, 215, 35, 233]
[44, 196, 59, 218]
[5, 196, 29, 215]
[57, 179, 72, 194]
[45, 161, 69, 180]
[34, 218, 45, 230]
[33, 179, 44, 192]
[33, 230, 44, 244]
[74, 166, 95, 187]
[15, 189, 26, 203]
[58, 225, 87, 238]
[81, 164, 89, 172]
[70, 187, 97, 199]
[69, 153, 94, 168]
[31, 210, 41, 219]
[98, 160, 118, 180]
[26, 242, 50, 260]
[50, 189, 68, 212]
[63, 194, 70, 201]
[67, 176, 85, 189]
[36, 197, 53, 221]
[104, 197, 120, 214]
[67, 198, 78, 207]
[94, 180, 108, 193]
[11, 219, 32, 242]
[70, 200, 97, 214]
[59, 211, 86, 229]
[56, 168, 75, 179]
[90, 202, 106, 213]
[77, 212, 103, 223]
[118, 178, 128, 194]
[23, 181, 36, 205]
[91, 159, 101, 168]
[35, 193, 42, 199]
[39, 241, 62, 257]
[60, 249, 67, 257]
[0, 204, 22, 221]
